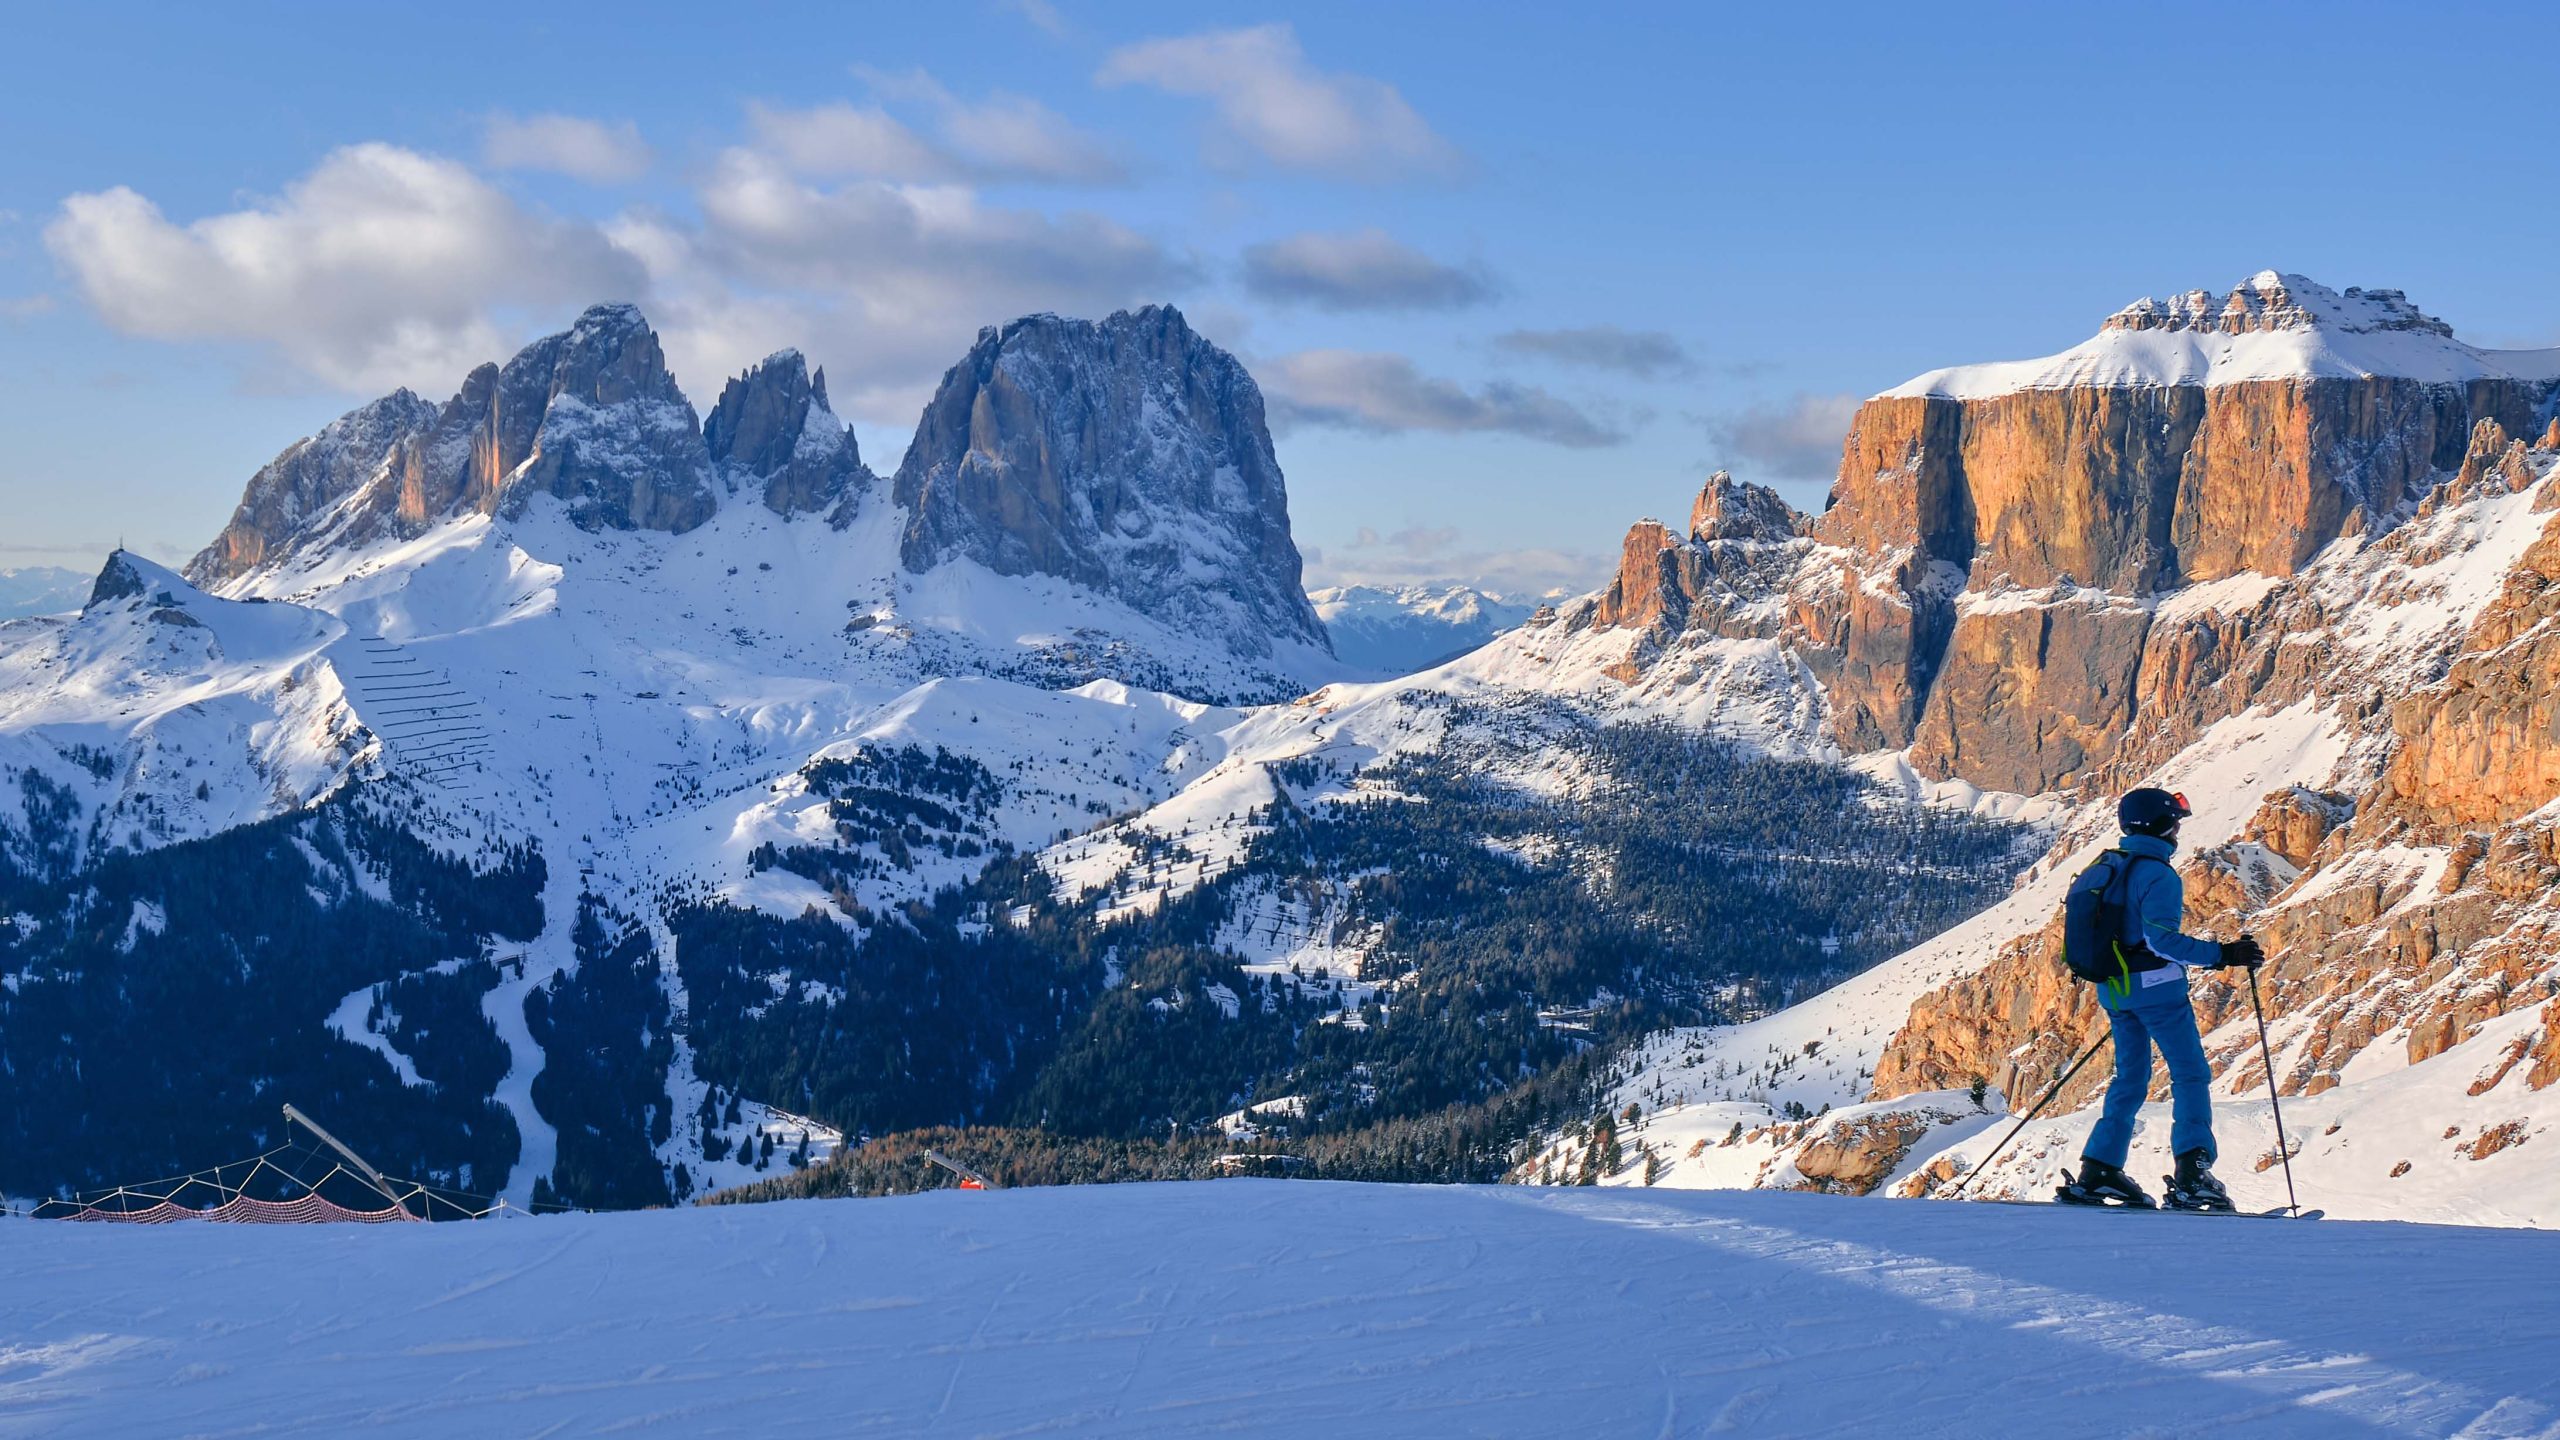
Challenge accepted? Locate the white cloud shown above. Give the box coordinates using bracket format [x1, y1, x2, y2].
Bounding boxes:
[1097, 23, 1459, 179]
[1264, 350, 1623, 448]
[1494, 325, 1692, 379]
[627, 149, 1190, 423]
[1241, 229, 1492, 311]
[46, 143, 644, 393]
[937, 91, 1123, 183]
[745, 101, 953, 181]
[1704, 392, 1861, 482]
[44, 125, 1185, 421]
[482, 113, 654, 184]
[1005, 0, 1070, 38]
[750, 78, 1122, 185]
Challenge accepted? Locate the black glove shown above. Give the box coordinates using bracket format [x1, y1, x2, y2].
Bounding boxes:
[2218, 935, 2266, 970]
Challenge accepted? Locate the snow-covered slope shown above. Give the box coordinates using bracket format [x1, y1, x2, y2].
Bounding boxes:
[6, 1181, 2556, 1438]
[0, 552, 363, 871]
[1528, 439, 2560, 1226]
[0, 303, 1367, 1208]
[1887, 270, 2560, 398]
[1308, 582, 1536, 674]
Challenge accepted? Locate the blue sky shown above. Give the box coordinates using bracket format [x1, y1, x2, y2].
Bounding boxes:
[6, 0, 2558, 594]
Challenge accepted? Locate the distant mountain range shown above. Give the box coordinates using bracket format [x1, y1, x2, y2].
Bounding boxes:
[0, 567, 86, 619]
[7, 271, 2558, 1224]
[1306, 582, 1537, 673]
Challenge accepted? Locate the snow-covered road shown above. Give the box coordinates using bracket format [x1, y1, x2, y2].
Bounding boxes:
[3, 1182, 2553, 1438]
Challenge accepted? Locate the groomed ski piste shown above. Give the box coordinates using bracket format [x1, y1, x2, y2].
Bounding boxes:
[4, 1180, 2556, 1438]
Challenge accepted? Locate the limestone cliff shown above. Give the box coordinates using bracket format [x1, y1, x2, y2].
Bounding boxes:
[1591, 273, 2560, 794]
[893, 306, 1328, 662]
[1871, 434, 2560, 1136]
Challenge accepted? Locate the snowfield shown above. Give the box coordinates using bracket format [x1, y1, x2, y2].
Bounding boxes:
[4, 1182, 2557, 1439]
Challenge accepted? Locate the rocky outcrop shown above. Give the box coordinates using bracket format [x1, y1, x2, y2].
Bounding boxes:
[1689, 469, 1802, 544]
[2531, 1000, 2560, 1092]
[479, 304, 717, 535]
[1789, 1108, 1945, 1195]
[84, 550, 156, 610]
[191, 391, 440, 583]
[189, 305, 720, 586]
[2373, 501, 2560, 832]
[1590, 273, 2560, 795]
[894, 306, 1327, 660]
[1588, 474, 1811, 634]
[704, 350, 870, 519]
[1867, 443, 2560, 1113]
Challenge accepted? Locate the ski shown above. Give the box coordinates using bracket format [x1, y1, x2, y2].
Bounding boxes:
[1947, 1196, 2322, 1219]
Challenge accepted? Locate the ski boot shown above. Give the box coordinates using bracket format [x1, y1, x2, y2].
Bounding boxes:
[2162, 1149, 2235, 1213]
[2055, 1157, 2156, 1209]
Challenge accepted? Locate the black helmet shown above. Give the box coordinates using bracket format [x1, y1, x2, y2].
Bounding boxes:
[2118, 787, 2192, 837]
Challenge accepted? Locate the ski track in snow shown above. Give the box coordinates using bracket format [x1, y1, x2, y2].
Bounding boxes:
[1, 1182, 2554, 1439]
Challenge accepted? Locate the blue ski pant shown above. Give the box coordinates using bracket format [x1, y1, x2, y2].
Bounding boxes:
[2081, 993, 2215, 1167]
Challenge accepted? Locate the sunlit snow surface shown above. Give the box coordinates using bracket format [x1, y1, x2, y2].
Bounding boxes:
[4, 1182, 2557, 1438]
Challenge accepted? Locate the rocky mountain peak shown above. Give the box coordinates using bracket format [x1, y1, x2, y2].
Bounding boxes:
[1689, 471, 1803, 543]
[704, 349, 870, 519]
[188, 388, 442, 584]
[893, 304, 1329, 663]
[1586, 474, 1814, 639]
[2103, 271, 2457, 340]
[85, 549, 155, 610]
[189, 306, 722, 586]
[486, 303, 716, 534]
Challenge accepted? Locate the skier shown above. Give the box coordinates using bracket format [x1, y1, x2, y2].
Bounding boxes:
[2057, 788, 2265, 1211]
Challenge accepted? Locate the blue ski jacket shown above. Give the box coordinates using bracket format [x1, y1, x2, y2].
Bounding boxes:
[2099, 832, 2223, 1010]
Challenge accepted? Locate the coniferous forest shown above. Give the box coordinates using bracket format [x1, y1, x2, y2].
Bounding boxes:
[0, 711, 2034, 1210]
[0, 786, 542, 1201]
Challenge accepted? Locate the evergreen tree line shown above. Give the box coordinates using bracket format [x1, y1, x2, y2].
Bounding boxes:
[527, 896, 677, 1212]
[692, 712, 2033, 1203]
[0, 788, 543, 1203]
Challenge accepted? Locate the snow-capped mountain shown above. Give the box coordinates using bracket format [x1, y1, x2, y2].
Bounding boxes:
[0, 566, 90, 620]
[1308, 582, 1536, 673]
[10, 271, 2556, 1229]
[896, 307, 1332, 674]
[1, 300, 1352, 1207]
[1497, 273, 2560, 1225]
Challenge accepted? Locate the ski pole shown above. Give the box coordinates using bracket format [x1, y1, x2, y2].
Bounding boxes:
[2245, 965, 2302, 1216]
[1949, 1027, 2110, 1198]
